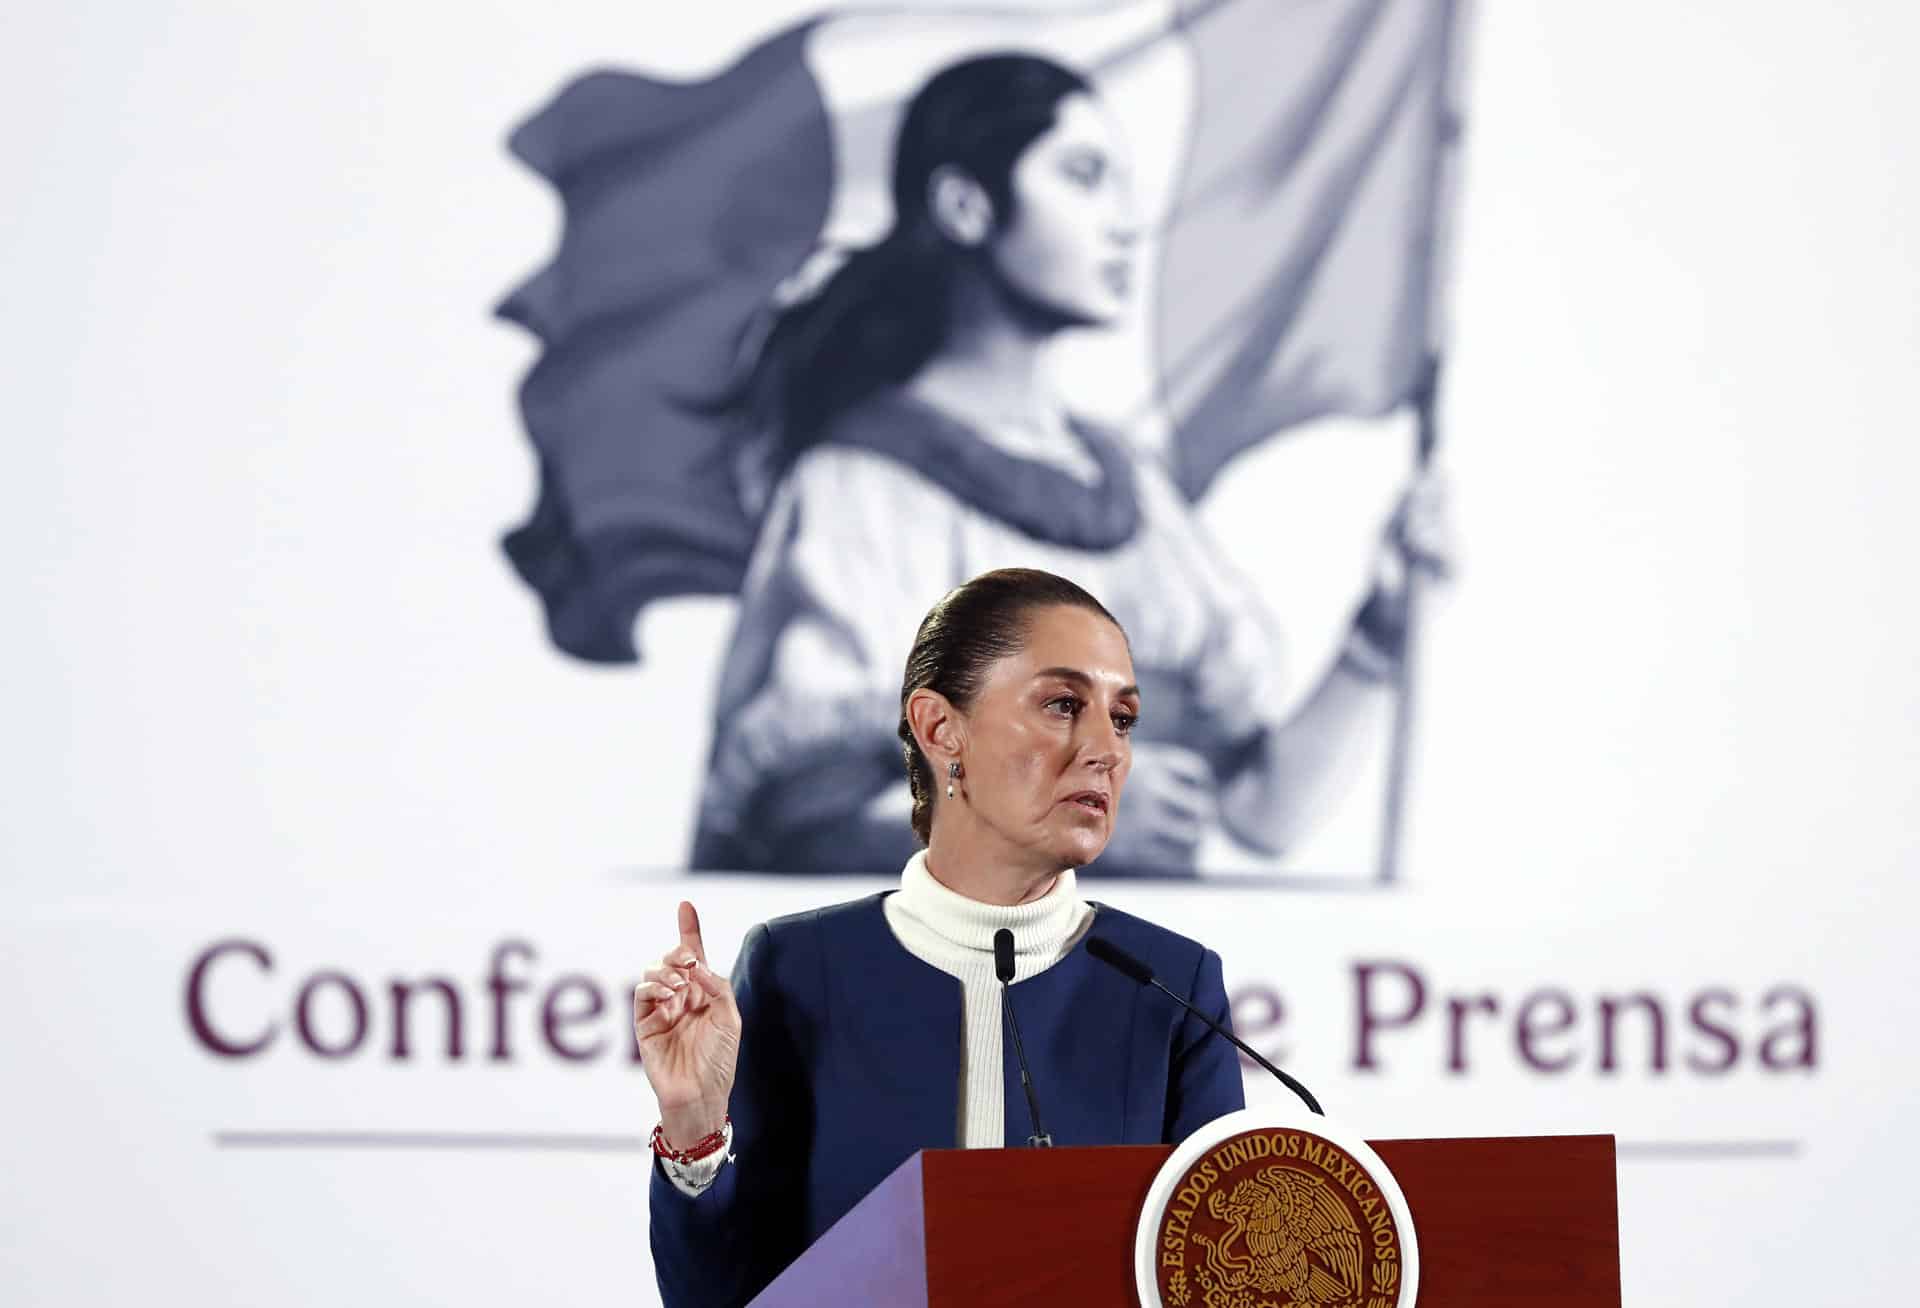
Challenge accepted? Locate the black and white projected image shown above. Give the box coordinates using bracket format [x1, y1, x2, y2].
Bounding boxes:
[498, 1, 1465, 881]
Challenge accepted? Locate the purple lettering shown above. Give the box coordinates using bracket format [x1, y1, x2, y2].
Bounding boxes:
[1229, 985, 1290, 1069]
[542, 974, 607, 1061]
[1353, 961, 1425, 1072]
[1759, 985, 1817, 1070]
[185, 939, 277, 1058]
[1445, 993, 1499, 1074]
[389, 977, 464, 1060]
[487, 940, 535, 1062]
[1598, 993, 1668, 1074]
[295, 971, 369, 1059]
[1684, 989, 1740, 1073]
[1515, 989, 1578, 1073]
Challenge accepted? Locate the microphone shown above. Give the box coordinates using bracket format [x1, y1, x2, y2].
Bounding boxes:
[993, 929, 1053, 1147]
[1086, 935, 1324, 1117]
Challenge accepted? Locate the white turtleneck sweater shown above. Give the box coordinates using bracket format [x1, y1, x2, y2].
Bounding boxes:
[661, 851, 1095, 1195]
[885, 849, 1096, 1146]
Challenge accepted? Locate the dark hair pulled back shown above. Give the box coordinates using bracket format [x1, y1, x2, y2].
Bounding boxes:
[897, 568, 1121, 845]
[743, 54, 1091, 458]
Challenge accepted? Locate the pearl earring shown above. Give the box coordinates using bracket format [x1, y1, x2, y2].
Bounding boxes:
[946, 761, 961, 799]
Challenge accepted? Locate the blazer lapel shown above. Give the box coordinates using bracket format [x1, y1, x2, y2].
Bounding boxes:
[997, 941, 1143, 1147]
[823, 898, 964, 1152]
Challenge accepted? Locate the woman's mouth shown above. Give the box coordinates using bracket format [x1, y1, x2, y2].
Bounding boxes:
[1065, 791, 1109, 814]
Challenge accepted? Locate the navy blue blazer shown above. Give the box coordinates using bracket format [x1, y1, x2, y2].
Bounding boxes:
[648, 892, 1245, 1308]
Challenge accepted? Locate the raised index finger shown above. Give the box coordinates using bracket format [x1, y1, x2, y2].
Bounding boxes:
[677, 900, 708, 968]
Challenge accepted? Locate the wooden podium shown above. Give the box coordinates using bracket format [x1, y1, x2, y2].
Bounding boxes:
[748, 1136, 1619, 1306]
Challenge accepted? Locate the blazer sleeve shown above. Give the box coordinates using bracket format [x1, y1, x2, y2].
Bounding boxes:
[1163, 947, 1247, 1142]
[649, 922, 814, 1308]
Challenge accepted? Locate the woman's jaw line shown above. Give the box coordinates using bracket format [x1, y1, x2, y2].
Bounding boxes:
[925, 808, 1105, 905]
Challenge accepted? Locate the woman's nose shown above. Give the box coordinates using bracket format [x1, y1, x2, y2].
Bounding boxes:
[1105, 179, 1142, 247]
[1081, 715, 1126, 768]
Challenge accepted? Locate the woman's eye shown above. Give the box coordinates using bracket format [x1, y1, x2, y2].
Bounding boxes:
[1113, 713, 1138, 735]
[1062, 153, 1106, 188]
[1046, 695, 1082, 716]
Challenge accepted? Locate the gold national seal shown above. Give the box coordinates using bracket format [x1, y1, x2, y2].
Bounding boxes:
[1151, 1127, 1404, 1308]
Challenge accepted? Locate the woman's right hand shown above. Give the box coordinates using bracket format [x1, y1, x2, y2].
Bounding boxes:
[634, 901, 741, 1150]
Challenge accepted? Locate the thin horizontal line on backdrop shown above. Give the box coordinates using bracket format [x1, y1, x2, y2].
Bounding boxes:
[213, 1131, 1802, 1159]
[654, 867, 1397, 892]
[1614, 1139, 1801, 1160]
[214, 1131, 649, 1152]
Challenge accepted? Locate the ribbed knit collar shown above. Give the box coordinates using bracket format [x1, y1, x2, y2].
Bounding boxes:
[890, 849, 1090, 966]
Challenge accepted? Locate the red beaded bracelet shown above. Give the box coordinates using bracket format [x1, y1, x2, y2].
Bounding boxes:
[651, 1116, 731, 1166]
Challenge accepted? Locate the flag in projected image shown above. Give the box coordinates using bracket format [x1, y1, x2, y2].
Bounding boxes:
[496, 0, 1466, 879]
[500, 0, 1461, 660]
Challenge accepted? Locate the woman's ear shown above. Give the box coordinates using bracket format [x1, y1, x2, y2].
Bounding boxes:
[927, 165, 995, 247]
[906, 686, 967, 767]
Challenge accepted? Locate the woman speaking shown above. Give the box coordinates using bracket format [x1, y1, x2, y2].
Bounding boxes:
[635, 569, 1246, 1308]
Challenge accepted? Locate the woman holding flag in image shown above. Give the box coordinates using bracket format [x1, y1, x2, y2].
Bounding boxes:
[684, 51, 1444, 877]
[499, 8, 1456, 878]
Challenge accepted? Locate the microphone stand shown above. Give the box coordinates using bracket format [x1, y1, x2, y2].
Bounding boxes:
[994, 928, 1052, 1147]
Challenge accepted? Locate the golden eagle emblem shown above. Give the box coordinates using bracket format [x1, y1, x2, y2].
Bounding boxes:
[1150, 1127, 1407, 1308]
[1195, 1165, 1364, 1305]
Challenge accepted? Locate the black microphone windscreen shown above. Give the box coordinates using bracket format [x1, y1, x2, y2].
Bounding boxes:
[1086, 936, 1155, 985]
[993, 928, 1016, 983]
